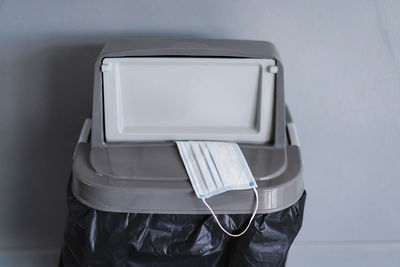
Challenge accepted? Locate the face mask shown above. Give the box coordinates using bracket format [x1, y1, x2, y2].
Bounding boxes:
[176, 141, 258, 237]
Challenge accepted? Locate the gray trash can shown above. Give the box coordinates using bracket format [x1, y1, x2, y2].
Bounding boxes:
[61, 38, 305, 267]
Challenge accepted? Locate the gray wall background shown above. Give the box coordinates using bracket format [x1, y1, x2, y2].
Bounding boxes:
[1, 1, 399, 266]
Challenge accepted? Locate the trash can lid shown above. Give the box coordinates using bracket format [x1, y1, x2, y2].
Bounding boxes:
[72, 39, 303, 214]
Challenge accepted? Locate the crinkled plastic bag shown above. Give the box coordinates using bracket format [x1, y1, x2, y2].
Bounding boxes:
[61, 178, 305, 267]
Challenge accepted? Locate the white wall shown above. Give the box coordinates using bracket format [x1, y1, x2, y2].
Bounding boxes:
[0, 1, 399, 266]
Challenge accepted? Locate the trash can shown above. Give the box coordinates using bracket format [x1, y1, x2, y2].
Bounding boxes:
[61, 38, 305, 267]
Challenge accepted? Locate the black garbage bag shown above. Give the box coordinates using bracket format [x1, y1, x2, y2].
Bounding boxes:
[61, 178, 305, 267]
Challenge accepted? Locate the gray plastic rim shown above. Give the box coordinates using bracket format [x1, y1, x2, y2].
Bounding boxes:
[71, 119, 304, 214]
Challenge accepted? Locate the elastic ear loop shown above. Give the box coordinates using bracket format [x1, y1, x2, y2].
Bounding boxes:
[202, 187, 258, 237]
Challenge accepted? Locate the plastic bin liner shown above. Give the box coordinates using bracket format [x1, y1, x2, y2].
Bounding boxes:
[61, 178, 305, 267]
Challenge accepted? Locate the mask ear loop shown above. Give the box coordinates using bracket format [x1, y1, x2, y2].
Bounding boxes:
[202, 187, 258, 237]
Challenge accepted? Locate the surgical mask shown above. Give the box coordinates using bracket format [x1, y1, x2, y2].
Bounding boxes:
[176, 141, 258, 237]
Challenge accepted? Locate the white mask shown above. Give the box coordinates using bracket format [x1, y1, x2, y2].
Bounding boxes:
[176, 141, 258, 237]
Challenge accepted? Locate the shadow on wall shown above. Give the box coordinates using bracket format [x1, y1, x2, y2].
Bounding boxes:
[8, 42, 102, 247]
[4, 33, 202, 248]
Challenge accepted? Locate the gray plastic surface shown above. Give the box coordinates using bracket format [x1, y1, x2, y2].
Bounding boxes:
[72, 120, 303, 214]
[91, 38, 286, 149]
[72, 38, 303, 214]
[89, 38, 287, 178]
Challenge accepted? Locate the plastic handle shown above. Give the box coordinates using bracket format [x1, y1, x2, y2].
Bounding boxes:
[73, 118, 92, 159]
[287, 122, 300, 147]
